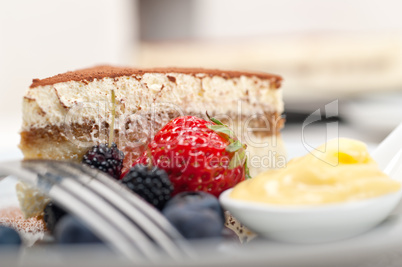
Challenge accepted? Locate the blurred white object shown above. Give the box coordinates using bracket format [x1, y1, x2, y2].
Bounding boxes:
[0, 176, 18, 209]
[344, 92, 402, 137]
[139, 34, 402, 102]
[138, 0, 402, 102]
[372, 119, 402, 171]
[0, 0, 138, 119]
[192, 0, 402, 38]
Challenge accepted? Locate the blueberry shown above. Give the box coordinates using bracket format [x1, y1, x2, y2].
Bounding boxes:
[55, 216, 103, 244]
[0, 226, 21, 246]
[162, 192, 225, 239]
[164, 192, 225, 221]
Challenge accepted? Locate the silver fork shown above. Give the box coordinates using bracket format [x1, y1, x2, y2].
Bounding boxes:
[0, 160, 195, 263]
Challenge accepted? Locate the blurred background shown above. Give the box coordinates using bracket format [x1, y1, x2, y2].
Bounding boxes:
[1, 0, 402, 157]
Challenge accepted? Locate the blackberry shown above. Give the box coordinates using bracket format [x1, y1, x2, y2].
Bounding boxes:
[43, 202, 67, 234]
[82, 143, 124, 179]
[122, 164, 174, 210]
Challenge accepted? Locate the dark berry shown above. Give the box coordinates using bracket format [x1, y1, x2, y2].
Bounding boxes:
[162, 192, 225, 239]
[55, 216, 102, 244]
[122, 164, 173, 210]
[43, 202, 67, 234]
[164, 192, 225, 221]
[0, 226, 22, 246]
[82, 143, 124, 179]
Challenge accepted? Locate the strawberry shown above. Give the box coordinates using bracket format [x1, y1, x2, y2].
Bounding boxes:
[128, 115, 250, 197]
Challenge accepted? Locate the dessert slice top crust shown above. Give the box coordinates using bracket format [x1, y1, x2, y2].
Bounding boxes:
[30, 65, 282, 88]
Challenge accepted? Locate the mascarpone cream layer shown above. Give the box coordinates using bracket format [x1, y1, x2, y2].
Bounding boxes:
[22, 73, 283, 131]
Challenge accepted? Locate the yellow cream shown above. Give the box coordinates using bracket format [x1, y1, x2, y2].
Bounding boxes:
[231, 138, 401, 205]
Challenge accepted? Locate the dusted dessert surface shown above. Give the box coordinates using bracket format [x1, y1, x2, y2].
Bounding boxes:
[30, 65, 282, 88]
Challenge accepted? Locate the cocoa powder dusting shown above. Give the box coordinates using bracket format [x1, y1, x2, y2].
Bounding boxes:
[0, 207, 45, 234]
[30, 65, 282, 88]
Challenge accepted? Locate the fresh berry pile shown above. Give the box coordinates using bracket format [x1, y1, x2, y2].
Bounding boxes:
[40, 191, 225, 242]
[5, 115, 246, 247]
[131, 116, 249, 197]
[121, 164, 173, 210]
[82, 143, 124, 179]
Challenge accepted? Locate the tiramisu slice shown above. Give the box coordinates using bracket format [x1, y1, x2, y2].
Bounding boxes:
[19, 66, 285, 176]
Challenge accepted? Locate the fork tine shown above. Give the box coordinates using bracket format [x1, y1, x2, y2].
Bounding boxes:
[0, 160, 146, 262]
[73, 162, 184, 239]
[38, 171, 161, 259]
[39, 174, 147, 262]
[45, 160, 194, 259]
[0, 160, 182, 262]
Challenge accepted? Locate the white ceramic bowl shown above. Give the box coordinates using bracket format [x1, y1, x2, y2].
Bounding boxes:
[220, 189, 402, 243]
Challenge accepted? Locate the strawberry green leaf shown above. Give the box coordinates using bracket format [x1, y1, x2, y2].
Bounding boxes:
[206, 112, 224, 125]
[228, 149, 246, 169]
[210, 117, 224, 126]
[206, 111, 250, 178]
[207, 125, 234, 140]
[226, 140, 243, 152]
[244, 159, 251, 179]
[228, 148, 251, 178]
